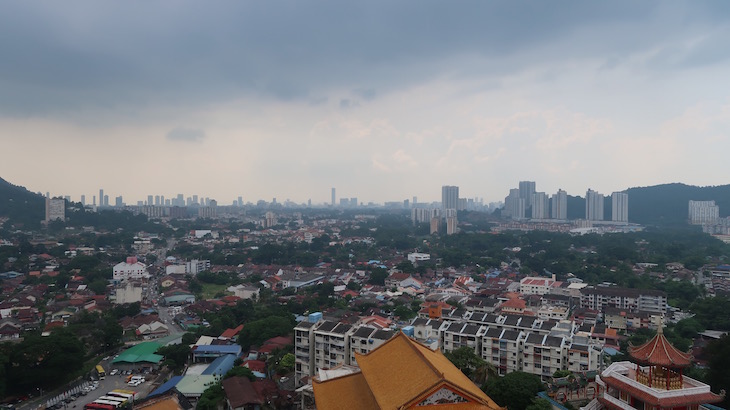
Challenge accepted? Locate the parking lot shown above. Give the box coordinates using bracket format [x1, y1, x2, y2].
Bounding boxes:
[60, 372, 156, 410]
[18, 364, 158, 410]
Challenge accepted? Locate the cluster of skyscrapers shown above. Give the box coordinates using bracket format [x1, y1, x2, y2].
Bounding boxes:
[72, 188, 235, 209]
[410, 186, 461, 235]
[503, 181, 629, 223]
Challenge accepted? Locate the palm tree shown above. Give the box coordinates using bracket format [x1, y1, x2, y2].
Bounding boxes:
[471, 361, 498, 386]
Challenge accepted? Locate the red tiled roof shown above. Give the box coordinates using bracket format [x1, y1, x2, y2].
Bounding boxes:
[628, 329, 692, 367]
[222, 376, 263, 407]
[500, 298, 526, 309]
[243, 360, 266, 373]
[44, 321, 65, 331]
[387, 272, 411, 281]
[264, 336, 292, 347]
[220, 324, 244, 339]
[257, 344, 278, 354]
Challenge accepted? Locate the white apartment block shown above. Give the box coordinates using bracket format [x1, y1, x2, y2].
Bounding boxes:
[522, 333, 569, 380]
[530, 192, 549, 219]
[537, 305, 570, 321]
[504, 189, 525, 220]
[519, 276, 560, 295]
[466, 312, 557, 336]
[442, 323, 486, 354]
[294, 319, 397, 388]
[165, 259, 211, 275]
[407, 252, 431, 264]
[586, 189, 604, 221]
[294, 321, 316, 387]
[439, 313, 604, 379]
[313, 321, 352, 375]
[580, 286, 667, 314]
[347, 326, 395, 366]
[45, 197, 65, 222]
[113, 257, 150, 281]
[566, 338, 602, 373]
[411, 318, 448, 346]
[689, 200, 719, 224]
[482, 328, 524, 376]
[611, 192, 629, 223]
[551, 189, 568, 220]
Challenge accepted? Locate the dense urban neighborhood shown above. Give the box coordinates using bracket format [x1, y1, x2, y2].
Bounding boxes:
[1, 181, 730, 410]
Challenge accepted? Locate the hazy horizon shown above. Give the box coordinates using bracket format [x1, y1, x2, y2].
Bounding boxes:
[2, 2, 730, 204]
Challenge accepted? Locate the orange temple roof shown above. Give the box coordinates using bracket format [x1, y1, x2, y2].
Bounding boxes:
[628, 327, 692, 368]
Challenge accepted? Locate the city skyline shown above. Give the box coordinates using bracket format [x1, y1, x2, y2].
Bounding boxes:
[2, 2, 730, 203]
[40, 181, 630, 208]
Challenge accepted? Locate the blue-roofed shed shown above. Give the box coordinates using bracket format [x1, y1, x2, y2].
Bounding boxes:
[192, 344, 241, 362]
[202, 354, 237, 377]
[148, 376, 183, 397]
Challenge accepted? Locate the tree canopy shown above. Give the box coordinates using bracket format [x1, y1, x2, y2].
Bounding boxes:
[484, 371, 545, 410]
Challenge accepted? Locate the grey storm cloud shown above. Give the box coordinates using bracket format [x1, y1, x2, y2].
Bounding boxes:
[166, 127, 206, 142]
[0, 1, 729, 121]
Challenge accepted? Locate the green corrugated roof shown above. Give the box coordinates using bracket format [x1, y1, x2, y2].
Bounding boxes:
[112, 341, 164, 364]
[175, 375, 218, 395]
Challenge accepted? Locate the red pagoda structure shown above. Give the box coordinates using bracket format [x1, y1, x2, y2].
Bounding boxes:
[594, 326, 725, 410]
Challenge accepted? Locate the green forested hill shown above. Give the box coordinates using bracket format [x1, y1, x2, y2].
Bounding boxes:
[563, 183, 730, 226]
[626, 183, 730, 226]
[0, 177, 45, 228]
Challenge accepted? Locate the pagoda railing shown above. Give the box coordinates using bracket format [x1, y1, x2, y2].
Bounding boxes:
[635, 367, 682, 390]
[600, 362, 714, 400]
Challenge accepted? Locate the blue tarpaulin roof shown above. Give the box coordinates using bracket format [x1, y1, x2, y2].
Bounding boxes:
[148, 376, 183, 397]
[202, 354, 237, 376]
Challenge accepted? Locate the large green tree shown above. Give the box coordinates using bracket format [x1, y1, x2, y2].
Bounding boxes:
[484, 371, 545, 410]
[444, 347, 487, 380]
[705, 335, 730, 409]
[157, 344, 191, 374]
[237, 316, 293, 350]
[196, 382, 224, 410]
[5, 328, 85, 393]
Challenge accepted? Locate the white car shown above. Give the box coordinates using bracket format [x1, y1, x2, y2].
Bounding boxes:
[109, 369, 118, 376]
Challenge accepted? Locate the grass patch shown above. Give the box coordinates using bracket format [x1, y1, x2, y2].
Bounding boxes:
[200, 283, 231, 299]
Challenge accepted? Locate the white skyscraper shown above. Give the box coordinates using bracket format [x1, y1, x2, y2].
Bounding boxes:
[611, 192, 629, 223]
[585, 189, 604, 221]
[519, 181, 536, 204]
[45, 197, 65, 223]
[504, 188, 525, 220]
[551, 189, 568, 220]
[531, 192, 549, 219]
[689, 200, 719, 224]
[441, 185, 459, 211]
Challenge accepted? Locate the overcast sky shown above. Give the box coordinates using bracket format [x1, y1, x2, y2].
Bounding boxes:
[2, 1, 730, 205]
